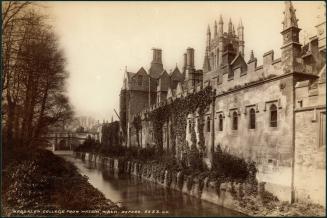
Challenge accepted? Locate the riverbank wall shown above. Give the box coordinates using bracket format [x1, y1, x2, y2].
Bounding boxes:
[76, 151, 274, 216]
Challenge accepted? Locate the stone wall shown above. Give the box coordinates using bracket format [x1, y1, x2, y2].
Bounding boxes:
[294, 78, 326, 206]
[294, 108, 325, 206]
[77, 152, 268, 215]
[185, 75, 295, 202]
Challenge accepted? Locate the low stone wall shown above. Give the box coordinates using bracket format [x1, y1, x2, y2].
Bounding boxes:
[75, 152, 270, 215]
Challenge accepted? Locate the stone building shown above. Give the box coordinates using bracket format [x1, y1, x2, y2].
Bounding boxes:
[119, 1, 325, 206]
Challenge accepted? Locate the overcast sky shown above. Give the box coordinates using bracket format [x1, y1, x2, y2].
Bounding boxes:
[46, 1, 325, 121]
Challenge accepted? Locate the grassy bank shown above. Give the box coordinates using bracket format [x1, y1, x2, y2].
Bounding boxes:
[2, 148, 119, 216]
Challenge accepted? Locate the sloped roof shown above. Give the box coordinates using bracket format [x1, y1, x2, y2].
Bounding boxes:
[126, 71, 136, 79]
[170, 66, 184, 81]
[158, 70, 170, 91]
[135, 67, 148, 76]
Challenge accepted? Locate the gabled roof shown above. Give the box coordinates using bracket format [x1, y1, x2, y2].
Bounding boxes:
[170, 66, 184, 81]
[231, 53, 247, 71]
[158, 70, 170, 91]
[159, 69, 169, 78]
[134, 67, 148, 77]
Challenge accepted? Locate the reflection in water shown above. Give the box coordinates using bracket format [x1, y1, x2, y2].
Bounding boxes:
[61, 155, 246, 217]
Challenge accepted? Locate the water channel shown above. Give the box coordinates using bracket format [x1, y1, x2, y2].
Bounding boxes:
[59, 153, 246, 217]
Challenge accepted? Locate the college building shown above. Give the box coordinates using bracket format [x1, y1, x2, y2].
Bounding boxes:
[119, 1, 326, 205]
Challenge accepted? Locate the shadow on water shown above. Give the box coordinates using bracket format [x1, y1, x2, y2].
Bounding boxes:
[61, 155, 247, 217]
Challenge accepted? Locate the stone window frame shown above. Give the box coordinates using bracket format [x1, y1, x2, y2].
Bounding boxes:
[249, 108, 256, 129]
[218, 113, 224, 131]
[264, 100, 281, 129]
[206, 116, 211, 132]
[228, 108, 240, 131]
[269, 104, 278, 127]
[244, 104, 259, 130]
[232, 111, 238, 130]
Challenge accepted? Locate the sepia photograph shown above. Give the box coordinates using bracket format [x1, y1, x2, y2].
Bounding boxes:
[1, 1, 326, 217]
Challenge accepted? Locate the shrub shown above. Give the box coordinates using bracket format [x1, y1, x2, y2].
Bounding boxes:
[211, 144, 253, 182]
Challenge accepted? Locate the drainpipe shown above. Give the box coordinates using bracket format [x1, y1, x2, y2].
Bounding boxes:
[210, 89, 216, 167]
[291, 76, 296, 203]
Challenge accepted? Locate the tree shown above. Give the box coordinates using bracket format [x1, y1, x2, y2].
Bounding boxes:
[2, 2, 73, 153]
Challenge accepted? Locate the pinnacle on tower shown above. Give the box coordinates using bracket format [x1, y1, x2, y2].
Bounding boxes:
[281, 0, 302, 73]
[219, 14, 223, 24]
[218, 15, 224, 36]
[238, 19, 243, 29]
[228, 18, 233, 35]
[214, 20, 218, 37]
[248, 50, 256, 62]
[206, 24, 211, 49]
[282, 1, 299, 30]
[232, 24, 236, 36]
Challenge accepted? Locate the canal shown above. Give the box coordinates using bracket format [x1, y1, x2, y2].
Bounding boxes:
[59, 153, 246, 217]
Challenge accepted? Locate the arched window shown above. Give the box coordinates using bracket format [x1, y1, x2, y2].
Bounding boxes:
[207, 117, 210, 132]
[188, 120, 192, 133]
[219, 114, 223, 131]
[232, 111, 238, 130]
[270, 104, 277, 127]
[249, 108, 256, 129]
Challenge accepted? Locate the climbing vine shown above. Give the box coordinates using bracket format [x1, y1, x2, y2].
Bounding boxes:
[148, 86, 214, 160]
[132, 115, 142, 147]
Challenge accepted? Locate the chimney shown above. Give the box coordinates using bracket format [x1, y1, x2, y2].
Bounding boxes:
[151, 48, 162, 64]
[183, 53, 187, 73]
[186, 47, 195, 70]
[149, 48, 163, 78]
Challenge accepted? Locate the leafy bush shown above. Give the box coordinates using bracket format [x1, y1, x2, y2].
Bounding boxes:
[211, 144, 252, 182]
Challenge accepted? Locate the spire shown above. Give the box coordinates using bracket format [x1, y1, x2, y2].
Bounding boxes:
[282, 1, 298, 30]
[237, 18, 244, 41]
[207, 24, 211, 35]
[232, 24, 236, 36]
[206, 25, 211, 49]
[219, 14, 223, 24]
[214, 20, 218, 37]
[248, 50, 256, 63]
[228, 18, 233, 35]
[218, 15, 224, 36]
[238, 19, 243, 29]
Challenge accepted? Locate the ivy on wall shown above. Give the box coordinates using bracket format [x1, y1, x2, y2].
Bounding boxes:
[148, 86, 214, 160]
[132, 115, 142, 147]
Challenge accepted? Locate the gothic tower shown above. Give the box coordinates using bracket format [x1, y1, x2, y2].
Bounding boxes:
[218, 15, 224, 66]
[203, 25, 211, 73]
[281, 1, 302, 73]
[238, 19, 245, 57]
[214, 20, 218, 38]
